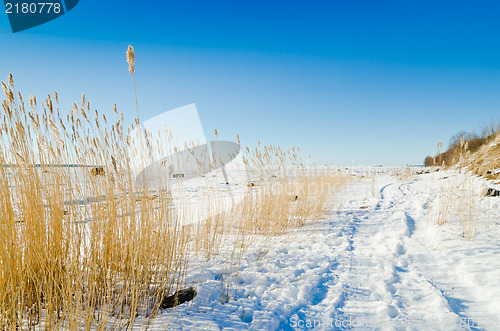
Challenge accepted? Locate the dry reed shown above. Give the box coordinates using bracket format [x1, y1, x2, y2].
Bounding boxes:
[0, 49, 348, 329]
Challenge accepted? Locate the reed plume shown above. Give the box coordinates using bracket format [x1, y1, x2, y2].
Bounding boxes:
[126, 45, 135, 75]
[126, 45, 141, 123]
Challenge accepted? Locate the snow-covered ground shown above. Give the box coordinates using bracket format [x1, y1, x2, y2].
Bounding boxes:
[140, 169, 500, 330]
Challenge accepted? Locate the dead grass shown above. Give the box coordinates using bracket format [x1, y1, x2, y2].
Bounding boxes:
[396, 165, 414, 181]
[0, 70, 349, 329]
[0, 75, 192, 329]
[467, 132, 500, 182]
[429, 139, 479, 239]
[425, 126, 500, 240]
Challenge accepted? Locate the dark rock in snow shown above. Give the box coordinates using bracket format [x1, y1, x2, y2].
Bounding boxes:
[91, 167, 105, 176]
[161, 287, 197, 309]
[485, 188, 500, 197]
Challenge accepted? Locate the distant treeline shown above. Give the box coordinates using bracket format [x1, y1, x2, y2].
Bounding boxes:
[424, 123, 500, 167]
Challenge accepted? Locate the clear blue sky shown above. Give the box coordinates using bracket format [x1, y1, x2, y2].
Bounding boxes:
[1, 0, 499, 165]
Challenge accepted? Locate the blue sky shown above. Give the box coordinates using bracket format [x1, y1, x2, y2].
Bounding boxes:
[1, 0, 499, 165]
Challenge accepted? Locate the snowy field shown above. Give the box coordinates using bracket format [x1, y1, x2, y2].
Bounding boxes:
[138, 169, 500, 330]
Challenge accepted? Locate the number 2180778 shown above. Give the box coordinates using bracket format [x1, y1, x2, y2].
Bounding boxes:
[5, 3, 62, 14]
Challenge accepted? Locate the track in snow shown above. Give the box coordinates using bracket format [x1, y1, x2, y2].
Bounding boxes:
[148, 174, 499, 330]
[281, 176, 481, 330]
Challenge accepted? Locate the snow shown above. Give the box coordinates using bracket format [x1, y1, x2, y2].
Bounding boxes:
[128, 169, 500, 330]
[9, 166, 500, 330]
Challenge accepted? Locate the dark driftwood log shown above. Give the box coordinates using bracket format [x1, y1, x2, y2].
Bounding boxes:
[161, 287, 197, 309]
[486, 188, 500, 197]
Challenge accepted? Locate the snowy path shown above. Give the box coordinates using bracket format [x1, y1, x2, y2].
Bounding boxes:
[323, 179, 466, 330]
[147, 173, 500, 330]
